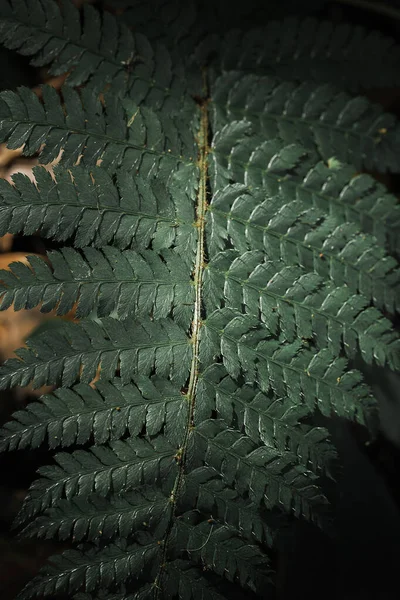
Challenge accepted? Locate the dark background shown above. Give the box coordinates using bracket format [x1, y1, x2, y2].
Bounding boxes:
[0, 1, 400, 598]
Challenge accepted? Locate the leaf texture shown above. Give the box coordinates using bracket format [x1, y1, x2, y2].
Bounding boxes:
[212, 71, 400, 172]
[0, 246, 194, 327]
[189, 420, 329, 527]
[0, 2, 398, 599]
[0, 317, 191, 389]
[0, 376, 187, 451]
[16, 435, 177, 525]
[198, 17, 400, 91]
[0, 166, 197, 252]
[22, 486, 170, 543]
[0, 0, 199, 105]
[18, 539, 160, 600]
[0, 85, 198, 173]
[204, 249, 400, 366]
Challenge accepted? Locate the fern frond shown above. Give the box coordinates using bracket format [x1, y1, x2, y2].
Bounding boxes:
[190, 420, 328, 526]
[196, 364, 337, 477]
[0, 85, 197, 173]
[163, 559, 231, 600]
[0, 3, 399, 598]
[174, 512, 273, 594]
[181, 465, 281, 546]
[201, 309, 377, 426]
[0, 246, 194, 327]
[211, 119, 400, 252]
[0, 0, 197, 103]
[16, 435, 176, 525]
[18, 538, 159, 600]
[204, 249, 400, 365]
[199, 18, 400, 91]
[0, 166, 197, 252]
[212, 71, 400, 171]
[22, 486, 170, 543]
[0, 376, 186, 451]
[207, 180, 400, 315]
[0, 0, 134, 88]
[0, 317, 191, 389]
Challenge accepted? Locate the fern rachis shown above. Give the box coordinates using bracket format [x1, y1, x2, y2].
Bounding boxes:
[0, 0, 398, 598]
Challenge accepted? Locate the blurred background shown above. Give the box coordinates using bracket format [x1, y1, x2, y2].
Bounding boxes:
[0, 1, 400, 599]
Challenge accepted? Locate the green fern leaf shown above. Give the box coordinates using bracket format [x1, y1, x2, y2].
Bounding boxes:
[212, 71, 400, 171]
[17, 539, 160, 600]
[204, 249, 400, 365]
[201, 309, 377, 426]
[173, 512, 273, 594]
[0, 246, 194, 326]
[0, 3, 399, 598]
[0, 376, 186, 451]
[199, 17, 400, 91]
[0, 85, 198, 172]
[181, 465, 281, 546]
[0, 317, 191, 389]
[16, 435, 176, 525]
[0, 166, 197, 251]
[196, 364, 337, 477]
[21, 486, 170, 543]
[162, 559, 231, 600]
[191, 420, 329, 526]
[207, 181, 400, 315]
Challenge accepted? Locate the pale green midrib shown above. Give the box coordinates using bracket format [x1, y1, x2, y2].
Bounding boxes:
[203, 377, 329, 467]
[208, 263, 392, 341]
[3, 118, 193, 165]
[208, 205, 398, 282]
[213, 147, 398, 230]
[153, 82, 209, 597]
[194, 429, 322, 509]
[205, 321, 371, 402]
[1, 275, 189, 288]
[0, 202, 180, 223]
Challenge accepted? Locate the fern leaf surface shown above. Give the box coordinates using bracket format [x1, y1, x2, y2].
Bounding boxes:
[17, 539, 160, 600]
[0, 377, 186, 451]
[16, 435, 176, 525]
[212, 71, 400, 172]
[0, 0, 199, 104]
[21, 486, 170, 543]
[0, 317, 191, 389]
[197, 18, 400, 91]
[0, 166, 197, 252]
[0, 5, 399, 599]
[0, 85, 198, 174]
[0, 247, 194, 327]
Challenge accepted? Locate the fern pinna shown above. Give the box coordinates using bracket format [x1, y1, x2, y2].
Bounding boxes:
[0, 0, 399, 598]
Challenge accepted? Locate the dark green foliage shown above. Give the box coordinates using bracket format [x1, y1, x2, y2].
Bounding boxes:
[212, 71, 400, 171]
[0, 167, 197, 251]
[0, 0, 136, 89]
[0, 1, 399, 599]
[0, 86, 198, 170]
[200, 15, 400, 91]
